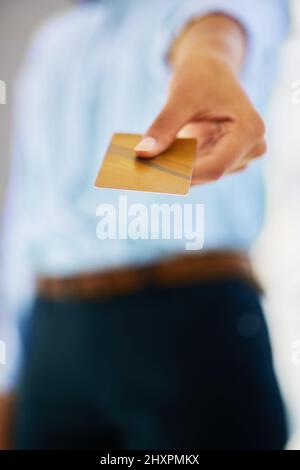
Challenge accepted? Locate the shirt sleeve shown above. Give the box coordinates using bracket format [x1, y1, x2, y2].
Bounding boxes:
[0, 60, 37, 394]
[150, 0, 289, 93]
[0, 10, 86, 393]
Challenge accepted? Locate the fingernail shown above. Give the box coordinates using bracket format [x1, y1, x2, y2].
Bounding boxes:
[134, 137, 157, 152]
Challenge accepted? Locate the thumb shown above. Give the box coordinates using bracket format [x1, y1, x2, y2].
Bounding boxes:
[134, 100, 188, 158]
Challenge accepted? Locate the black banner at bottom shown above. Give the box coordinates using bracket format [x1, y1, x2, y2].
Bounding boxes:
[0, 450, 299, 467]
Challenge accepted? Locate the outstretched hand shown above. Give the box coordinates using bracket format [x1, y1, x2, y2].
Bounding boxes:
[135, 15, 266, 185]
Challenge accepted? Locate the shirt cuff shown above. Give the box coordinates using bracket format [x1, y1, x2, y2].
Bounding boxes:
[150, 0, 288, 92]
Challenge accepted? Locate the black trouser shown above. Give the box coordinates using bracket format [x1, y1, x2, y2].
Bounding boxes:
[14, 279, 287, 449]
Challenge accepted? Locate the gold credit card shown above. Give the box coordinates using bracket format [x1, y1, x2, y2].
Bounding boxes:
[94, 133, 197, 195]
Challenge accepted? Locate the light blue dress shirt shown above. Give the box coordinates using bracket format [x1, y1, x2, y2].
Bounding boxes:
[0, 0, 288, 390]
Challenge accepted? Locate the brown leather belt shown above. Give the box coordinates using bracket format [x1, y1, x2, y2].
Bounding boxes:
[36, 251, 262, 301]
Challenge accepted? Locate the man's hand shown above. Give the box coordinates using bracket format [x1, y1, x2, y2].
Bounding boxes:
[0, 393, 15, 450]
[135, 14, 266, 184]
